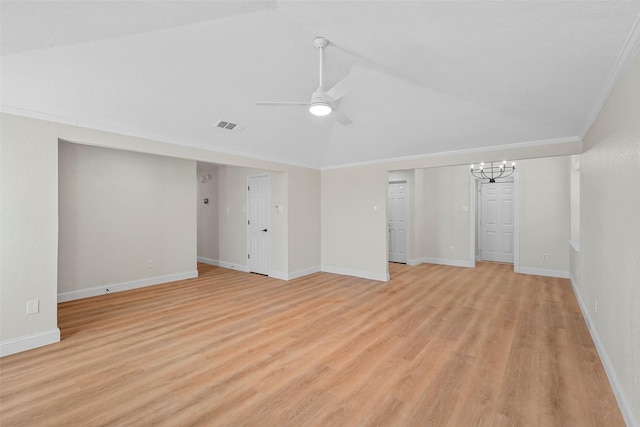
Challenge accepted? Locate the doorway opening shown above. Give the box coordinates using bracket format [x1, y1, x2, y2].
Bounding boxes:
[472, 175, 520, 271]
[247, 174, 271, 275]
[388, 179, 409, 264]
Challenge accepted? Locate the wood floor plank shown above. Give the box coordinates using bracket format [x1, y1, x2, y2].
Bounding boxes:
[0, 262, 625, 426]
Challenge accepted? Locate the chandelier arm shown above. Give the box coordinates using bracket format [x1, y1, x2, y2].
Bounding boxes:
[470, 161, 515, 182]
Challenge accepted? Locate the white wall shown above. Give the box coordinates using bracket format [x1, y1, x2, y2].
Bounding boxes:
[58, 142, 197, 300]
[197, 163, 219, 262]
[575, 49, 640, 426]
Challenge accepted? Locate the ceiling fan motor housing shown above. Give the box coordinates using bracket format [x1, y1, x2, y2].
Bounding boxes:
[309, 87, 333, 116]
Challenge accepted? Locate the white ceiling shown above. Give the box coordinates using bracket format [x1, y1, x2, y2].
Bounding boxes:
[2, 1, 640, 169]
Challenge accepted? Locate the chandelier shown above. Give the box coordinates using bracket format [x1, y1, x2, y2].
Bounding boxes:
[470, 161, 516, 183]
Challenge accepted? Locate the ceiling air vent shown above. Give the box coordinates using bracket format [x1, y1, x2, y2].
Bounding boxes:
[215, 120, 242, 131]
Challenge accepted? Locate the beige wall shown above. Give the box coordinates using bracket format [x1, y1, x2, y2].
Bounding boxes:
[216, 165, 288, 276]
[270, 171, 289, 277]
[321, 164, 389, 281]
[401, 159, 570, 274]
[288, 167, 321, 277]
[3, 49, 637, 425]
[1, 114, 60, 353]
[58, 143, 197, 297]
[0, 113, 320, 356]
[420, 165, 473, 266]
[412, 169, 426, 262]
[517, 156, 571, 275]
[214, 164, 318, 279]
[197, 163, 219, 262]
[577, 49, 640, 425]
[217, 165, 262, 270]
[322, 157, 572, 281]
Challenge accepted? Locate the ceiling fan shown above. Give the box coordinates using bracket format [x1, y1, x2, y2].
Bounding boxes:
[255, 37, 357, 125]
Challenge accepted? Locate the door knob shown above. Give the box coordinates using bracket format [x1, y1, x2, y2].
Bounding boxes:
[261, 228, 268, 232]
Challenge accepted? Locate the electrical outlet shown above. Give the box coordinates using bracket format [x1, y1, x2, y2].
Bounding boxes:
[450, 246, 455, 253]
[147, 259, 153, 268]
[26, 299, 39, 315]
[542, 253, 548, 261]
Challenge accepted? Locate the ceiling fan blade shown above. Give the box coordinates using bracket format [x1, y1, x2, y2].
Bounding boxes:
[332, 109, 353, 126]
[326, 73, 358, 101]
[255, 101, 308, 106]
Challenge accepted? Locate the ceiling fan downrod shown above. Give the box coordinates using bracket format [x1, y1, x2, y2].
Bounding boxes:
[314, 37, 329, 88]
[309, 37, 332, 116]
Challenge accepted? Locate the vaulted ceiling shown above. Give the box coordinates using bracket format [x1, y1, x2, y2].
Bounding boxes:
[2, 1, 639, 169]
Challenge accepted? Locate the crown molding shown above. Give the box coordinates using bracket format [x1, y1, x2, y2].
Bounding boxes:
[321, 137, 583, 171]
[0, 107, 583, 172]
[0, 106, 318, 170]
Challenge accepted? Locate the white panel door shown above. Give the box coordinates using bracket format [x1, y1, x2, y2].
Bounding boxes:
[388, 182, 408, 263]
[247, 175, 270, 275]
[481, 182, 514, 263]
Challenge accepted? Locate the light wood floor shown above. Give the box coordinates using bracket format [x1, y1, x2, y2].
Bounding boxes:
[1, 262, 624, 426]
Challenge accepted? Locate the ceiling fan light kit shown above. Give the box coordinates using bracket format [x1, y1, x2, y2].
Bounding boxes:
[255, 36, 354, 125]
[309, 101, 332, 116]
[309, 87, 333, 116]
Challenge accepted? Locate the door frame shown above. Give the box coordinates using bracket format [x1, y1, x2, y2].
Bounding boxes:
[246, 173, 271, 275]
[469, 173, 520, 272]
[388, 179, 410, 263]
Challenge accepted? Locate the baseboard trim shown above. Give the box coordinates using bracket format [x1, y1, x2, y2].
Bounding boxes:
[198, 257, 319, 280]
[57, 270, 198, 303]
[197, 257, 249, 273]
[321, 265, 389, 282]
[268, 271, 288, 281]
[518, 266, 570, 279]
[287, 266, 321, 280]
[1, 328, 61, 357]
[408, 257, 474, 268]
[569, 274, 638, 427]
[217, 261, 249, 273]
[197, 256, 219, 266]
